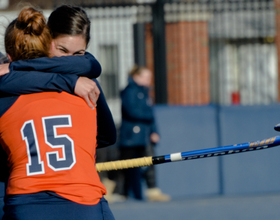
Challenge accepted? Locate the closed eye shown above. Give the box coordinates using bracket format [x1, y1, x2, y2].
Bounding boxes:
[59, 48, 68, 53]
[73, 51, 85, 56]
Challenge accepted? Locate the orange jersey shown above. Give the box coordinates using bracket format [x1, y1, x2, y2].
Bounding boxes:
[0, 92, 106, 205]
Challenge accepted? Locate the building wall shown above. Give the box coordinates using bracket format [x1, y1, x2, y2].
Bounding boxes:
[146, 21, 210, 105]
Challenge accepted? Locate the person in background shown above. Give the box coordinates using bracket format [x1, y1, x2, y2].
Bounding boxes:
[117, 65, 170, 202]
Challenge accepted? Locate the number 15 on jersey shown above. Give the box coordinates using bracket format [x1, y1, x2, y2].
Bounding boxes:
[21, 115, 76, 176]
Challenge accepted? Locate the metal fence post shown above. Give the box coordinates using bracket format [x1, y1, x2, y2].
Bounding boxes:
[133, 23, 146, 66]
[152, 0, 168, 104]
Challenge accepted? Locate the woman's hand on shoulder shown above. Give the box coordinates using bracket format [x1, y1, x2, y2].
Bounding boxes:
[74, 77, 100, 109]
[0, 63, 10, 76]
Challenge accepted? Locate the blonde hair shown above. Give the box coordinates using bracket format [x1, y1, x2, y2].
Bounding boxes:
[129, 65, 148, 77]
[5, 7, 52, 61]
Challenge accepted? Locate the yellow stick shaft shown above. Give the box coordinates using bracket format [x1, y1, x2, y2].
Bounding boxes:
[96, 156, 153, 172]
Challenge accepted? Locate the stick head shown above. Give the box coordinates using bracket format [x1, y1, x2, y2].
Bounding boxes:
[274, 123, 280, 132]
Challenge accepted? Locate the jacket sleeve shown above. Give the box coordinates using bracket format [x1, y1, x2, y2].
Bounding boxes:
[9, 52, 101, 78]
[0, 70, 78, 94]
[0, 53, 101, 95]
[121, 87, 154, 123]
[150, 112, 158, 134]
[94, 79, 117, 148]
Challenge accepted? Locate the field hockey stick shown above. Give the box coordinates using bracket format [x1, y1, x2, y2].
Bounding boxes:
[96, 135, 280, 172]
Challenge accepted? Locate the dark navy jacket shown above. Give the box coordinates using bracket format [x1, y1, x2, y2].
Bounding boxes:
[119, 77, 157, 147]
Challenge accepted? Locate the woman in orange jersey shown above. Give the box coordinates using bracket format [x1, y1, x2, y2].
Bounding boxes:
[0, 7, 115, 220]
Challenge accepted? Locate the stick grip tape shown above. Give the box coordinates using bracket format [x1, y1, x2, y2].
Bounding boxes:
[96, 156, 153, 172]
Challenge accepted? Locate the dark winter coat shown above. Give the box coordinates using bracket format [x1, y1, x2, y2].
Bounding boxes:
[119, 77, 157, 148]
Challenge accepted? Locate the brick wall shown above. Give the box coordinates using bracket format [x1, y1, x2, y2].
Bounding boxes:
[146, 21, 210, 105]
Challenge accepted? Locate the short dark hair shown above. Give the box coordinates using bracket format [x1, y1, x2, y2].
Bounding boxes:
[47, 5, 91, 47]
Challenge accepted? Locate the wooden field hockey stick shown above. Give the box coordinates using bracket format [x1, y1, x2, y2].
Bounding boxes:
[96, 135, 280, 172]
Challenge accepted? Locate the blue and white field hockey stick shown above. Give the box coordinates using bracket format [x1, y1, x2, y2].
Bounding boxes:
[96, 134, 280, 172]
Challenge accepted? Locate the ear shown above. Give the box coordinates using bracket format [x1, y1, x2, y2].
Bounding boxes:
[51, 40, 55, 50]
[49, 40, 56, 57]
[7, 54, 12, 62]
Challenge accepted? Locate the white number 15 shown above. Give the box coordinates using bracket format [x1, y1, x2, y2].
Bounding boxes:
[21, 115, 76, 176]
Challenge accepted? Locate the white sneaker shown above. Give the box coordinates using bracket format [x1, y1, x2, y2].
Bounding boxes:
[145, 188, 171, 202]
[109, 194, 127, 203]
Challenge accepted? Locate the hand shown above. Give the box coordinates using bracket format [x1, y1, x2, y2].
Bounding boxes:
[150, 132, 160, 144]
[0, 63, 10, 76]
[74, 77, 100, 109]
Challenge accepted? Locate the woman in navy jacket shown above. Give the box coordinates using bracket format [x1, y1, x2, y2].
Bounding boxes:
[118, 65, 161, 200]
[119, 76, 157, 148]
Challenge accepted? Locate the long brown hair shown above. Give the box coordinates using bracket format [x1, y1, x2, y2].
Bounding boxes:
[5, 7, 52, 61]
